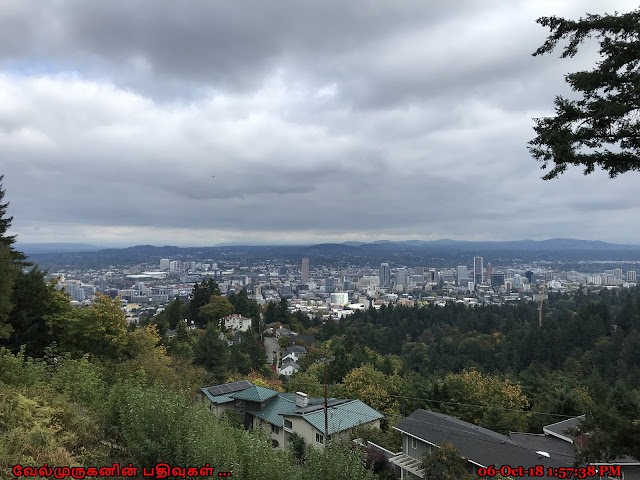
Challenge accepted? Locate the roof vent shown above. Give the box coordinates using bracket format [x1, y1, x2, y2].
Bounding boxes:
[536, 451, 550, 458]
[296, 391, 308, 408]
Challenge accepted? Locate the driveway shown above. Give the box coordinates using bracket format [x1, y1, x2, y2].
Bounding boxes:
[264, 336, 279, 366]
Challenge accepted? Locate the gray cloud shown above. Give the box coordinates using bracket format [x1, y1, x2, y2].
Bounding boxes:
[1, 0, 639, 246]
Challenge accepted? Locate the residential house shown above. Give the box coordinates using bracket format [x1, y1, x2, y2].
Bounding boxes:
[278, 359, 300, 378]
[390, 409, 575, 479]
[294, 334, 315, 347]
[274, 327, 296, 339]
[543, 416, 640, 480]
[390, 409, 640, 480]
[281, 345, 307, 363]
[223, 313, 253, 332]
[199, 381, 383, 449]
[282, 398, 383, 448]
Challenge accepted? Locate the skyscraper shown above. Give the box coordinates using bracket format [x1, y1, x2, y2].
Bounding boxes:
[325, 277, 335, 293]
[301, 258, 310, 284]
[380, 263, 390, 288]
[473, 256, 483, 284]
[457, 266, 469, 286]
[485, 263, 493, 284]
[396, 268, 407, 287]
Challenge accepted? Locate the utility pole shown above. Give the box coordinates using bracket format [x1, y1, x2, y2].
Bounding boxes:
[315, 356, 335, 443]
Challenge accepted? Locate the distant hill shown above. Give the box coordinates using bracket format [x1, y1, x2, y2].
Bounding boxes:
[21, 238, 640, 271]
[16, 243, 103, 254]
[347, 238, 639, 252]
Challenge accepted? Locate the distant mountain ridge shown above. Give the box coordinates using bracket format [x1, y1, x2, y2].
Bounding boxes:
[16, 238, 638, 254]
[16, 243, 103, 254]
[345, 238, 638, 251]
[21, 238, 640, 270]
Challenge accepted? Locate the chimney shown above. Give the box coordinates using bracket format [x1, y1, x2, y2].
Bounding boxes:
[296, 391, 308, 408]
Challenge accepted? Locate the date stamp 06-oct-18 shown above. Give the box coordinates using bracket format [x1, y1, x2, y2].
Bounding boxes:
[476, 465, 622, 478]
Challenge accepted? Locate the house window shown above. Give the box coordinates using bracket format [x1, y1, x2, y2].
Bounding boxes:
[208, 404, 212, 411]
[411, 437, 417, 449]
[284, 419, 293, 429]
[316, 433, 324, 444]
[271, 424, 280, 435]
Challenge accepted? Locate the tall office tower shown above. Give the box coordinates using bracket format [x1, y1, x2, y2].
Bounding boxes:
[98, 275, 107, 293]
[427, 269, 437, 283]
[414, 267, 425, 276]
[457, 266, 469, 286]
[301, 258, 310, 284]
[169, 261, 178, 271]
[513, 274, 524, 288]
[485, 263, 493, 284]
[380, 263, 390, 288]
[160, 258, 170, 270]
[491, 272, 505, 287]
[325, 277, 335, 293]
[627, 271, 637, 282]
[613, 268, 623, 280]
[525, 270, 533, 283]
[396, 268, 407, 287]
[190, 261, 197, 271]
[474, 256, 484, 284]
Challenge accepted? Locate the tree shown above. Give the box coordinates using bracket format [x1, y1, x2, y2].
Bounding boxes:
[7, 268, 59, 355]
[47, 292, 128, 359]
[199, 295, 234, 327]
[529, 8, 640, 179]
[422, 442, 473, 480]
[287, 372, 324, 397]
[166, 297, 185, 330]
[0, 175, 28, 264]
[0, 244, 15, 340]
[340, 364, 401, 424]
[575, 382, 640, 462]
[436, 369, 529, 434]
[193, 323, 229, 377]
[188, 279, 221, 327]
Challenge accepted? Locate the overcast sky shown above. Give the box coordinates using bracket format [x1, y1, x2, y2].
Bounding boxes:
[2, 0, 639, 247]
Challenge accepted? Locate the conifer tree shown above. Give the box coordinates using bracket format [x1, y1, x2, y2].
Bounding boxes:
[0, 175, 29, 264]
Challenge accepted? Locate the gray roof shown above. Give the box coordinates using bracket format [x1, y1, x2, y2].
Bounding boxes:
[296, 334, 315, 344]
[543, 415, 584, 442]
[284, 345, 307, 355]
[509, 433, 576, 457]
[280, 361, 300, 370]
[394, 410, 574, 469]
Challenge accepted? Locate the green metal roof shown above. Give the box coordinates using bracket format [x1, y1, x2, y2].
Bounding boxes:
[200, 388, 234, 405]
[286, 399, 383, 436]
[230, 385, 278, 403]
[248, 395, 297, 427]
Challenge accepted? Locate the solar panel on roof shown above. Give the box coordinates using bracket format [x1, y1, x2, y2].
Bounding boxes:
[206, 380, 252, 397]
[230, 380, 251, 392]
[207, 386, 222, 396]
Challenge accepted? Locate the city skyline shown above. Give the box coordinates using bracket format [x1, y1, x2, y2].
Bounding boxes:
[2, 0, 640, 246]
